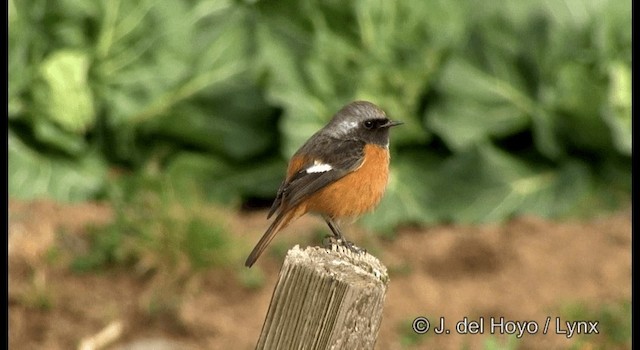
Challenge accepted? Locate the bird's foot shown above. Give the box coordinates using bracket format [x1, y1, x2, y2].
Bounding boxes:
[322, 235, 366, 255]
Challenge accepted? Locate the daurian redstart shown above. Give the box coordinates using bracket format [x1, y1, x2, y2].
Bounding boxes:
[245, 101, 402, 267]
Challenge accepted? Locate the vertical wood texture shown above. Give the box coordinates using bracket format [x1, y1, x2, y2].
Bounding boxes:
[255, 244, 389, 350]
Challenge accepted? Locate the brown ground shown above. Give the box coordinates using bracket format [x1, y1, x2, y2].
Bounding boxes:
[8, 199, 631, 350]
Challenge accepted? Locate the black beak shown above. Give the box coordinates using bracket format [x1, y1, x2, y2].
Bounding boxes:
[383, 120, 404, 128]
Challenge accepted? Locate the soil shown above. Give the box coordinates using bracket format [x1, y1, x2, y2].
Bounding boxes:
[8, 199, 631, 350]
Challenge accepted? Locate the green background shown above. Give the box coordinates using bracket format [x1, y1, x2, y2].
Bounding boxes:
[9, 0, 631, 231]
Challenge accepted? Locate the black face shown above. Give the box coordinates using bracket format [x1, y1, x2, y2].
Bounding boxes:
[362, 118, 389, 130]
[356, 117, 399, 146]
[323, 101, 402, 147]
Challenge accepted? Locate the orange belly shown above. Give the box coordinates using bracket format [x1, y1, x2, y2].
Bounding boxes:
[303, 144, 389, 218]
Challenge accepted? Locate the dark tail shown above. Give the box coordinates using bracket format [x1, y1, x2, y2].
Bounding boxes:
[245, 211, 294, 268]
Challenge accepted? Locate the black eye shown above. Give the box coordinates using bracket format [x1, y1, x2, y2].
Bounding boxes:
[363, 120, 375, 129]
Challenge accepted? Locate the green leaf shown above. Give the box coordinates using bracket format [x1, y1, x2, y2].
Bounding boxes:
[8, 132, 107, 202]
[430, 144, 592, 223]
[90, 1, 251, 164]
[552, 63, 611, 152]
[8, 0, 32, 118]
[165, 151, 285, 205]
[426, 59, 531, 151]
[602, 62, 631, 155]
[254, 14, 327, 156]
[32, 50, 95, 133]
[149, 84, 277, 161]
[165, 152, 234, 204]
[32, 119, 88, 155]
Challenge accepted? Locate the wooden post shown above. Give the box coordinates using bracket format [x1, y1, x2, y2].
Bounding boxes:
[255, 244, 389, 350]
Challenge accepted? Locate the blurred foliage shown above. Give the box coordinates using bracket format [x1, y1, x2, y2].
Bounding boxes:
[67, 171, 247, 317]
[9, 0, 631, 230]
[71, 173, 233, 273]
[482, 335, 519, 350]
[561, 300, 631, 349]
[397, 317, 430, 347]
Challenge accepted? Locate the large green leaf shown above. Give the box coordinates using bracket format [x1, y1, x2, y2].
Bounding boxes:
[165, 151, 286, 205]
[602, 62, 631, 156]
[91, 1, 251, 164]
[253, 10, 329, 157]
[8, 132, 107, 202]
[26, 50, 95, 155]
[426, 59, 531, 151]
[8, 0, 32, 118]
[551, 63, 611, 152]
[430, 144, 592, 223]
[148, 84, 277, 161]
[32, 50, 95, 133]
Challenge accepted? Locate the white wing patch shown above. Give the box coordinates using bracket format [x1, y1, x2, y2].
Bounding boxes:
[305, 160, 333, 173]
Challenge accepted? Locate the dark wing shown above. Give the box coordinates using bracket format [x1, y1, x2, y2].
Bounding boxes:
[268, 137, 366, 218]
[267, 180, 287, 218]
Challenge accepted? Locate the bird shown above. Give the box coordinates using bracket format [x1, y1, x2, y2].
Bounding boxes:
[245, 101, 402, 267]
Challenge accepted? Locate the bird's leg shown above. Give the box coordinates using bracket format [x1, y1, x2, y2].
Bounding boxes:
[321, 217, 340, 247]
[322, 216, 366, 254]
[324, 216, 344, 239]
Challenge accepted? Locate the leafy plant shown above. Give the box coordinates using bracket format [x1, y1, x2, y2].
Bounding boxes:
[9, 0, 631, 231]
[561, 300, 631, 349]
[71, 173, 233, 274]
[483, 334, 519, 350]
[397, 317, 430, 347]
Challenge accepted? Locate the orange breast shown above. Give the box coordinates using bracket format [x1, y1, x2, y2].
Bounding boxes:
[303, 144, 390, 218]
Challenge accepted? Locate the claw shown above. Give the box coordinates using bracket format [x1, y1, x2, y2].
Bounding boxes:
[341, 239, 366, 254]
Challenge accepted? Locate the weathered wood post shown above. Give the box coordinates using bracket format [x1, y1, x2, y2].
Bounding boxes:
[255, 244, 389, 350]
